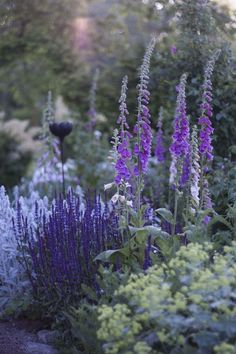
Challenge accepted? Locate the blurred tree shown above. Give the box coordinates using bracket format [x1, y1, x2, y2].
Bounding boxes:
[0, 0, 236, 158]
[0, 0, 84, 121]
[149, 0, 236, 156]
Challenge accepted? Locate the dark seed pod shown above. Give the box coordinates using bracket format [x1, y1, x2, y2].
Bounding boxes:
[49, 121, 73, 141]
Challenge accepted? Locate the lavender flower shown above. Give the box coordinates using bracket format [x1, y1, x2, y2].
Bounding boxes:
[133, 37, 156, 176]
[155, 107, 165, 163]
[169, 73, 190, 187]
[115, 76, 132, 184]
[198, 50, 220, 161]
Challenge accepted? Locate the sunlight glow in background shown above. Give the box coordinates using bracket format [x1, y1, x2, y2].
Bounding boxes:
[219, 0, 236, 9]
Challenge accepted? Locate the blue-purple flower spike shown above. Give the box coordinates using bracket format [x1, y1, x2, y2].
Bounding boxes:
[115, 75, 132, 184]
[198, 50, 220, 161]
[133, 37, 156, 176]
[169, 73, 190, 187]
[155, 107, 165, 163]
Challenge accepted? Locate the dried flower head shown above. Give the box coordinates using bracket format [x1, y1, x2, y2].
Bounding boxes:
[49, 121, 73, 141]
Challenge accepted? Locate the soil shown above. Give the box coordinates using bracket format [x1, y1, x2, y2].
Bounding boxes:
[0, 319, 57, 354]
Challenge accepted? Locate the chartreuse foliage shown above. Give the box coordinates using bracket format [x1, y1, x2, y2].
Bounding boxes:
[97, 242, 236, 354]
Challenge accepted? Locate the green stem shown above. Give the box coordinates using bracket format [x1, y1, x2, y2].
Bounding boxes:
[172, 189, 178, 236]
[60, 139, 65, 197]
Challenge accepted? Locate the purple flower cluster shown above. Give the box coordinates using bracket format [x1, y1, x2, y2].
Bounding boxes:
[155, 107, 165, 163]
[198, 50, 220, 161]
[170, 74, 189, 158]
[115, 76, 132, 184]
[169, 73, 190, 187]
[13, 191, 121, 298]
[133, 38, 156, 176]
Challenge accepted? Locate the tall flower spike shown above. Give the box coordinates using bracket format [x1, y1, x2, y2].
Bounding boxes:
[115, 76, 132, 184]
[198, 50, 221, 161]
[190, 125, 201, 210]
[133, 37, 157, 176]
[202, 177, 213, 224]
[169, 73, 190, 187]
[155, 107, 165, 163]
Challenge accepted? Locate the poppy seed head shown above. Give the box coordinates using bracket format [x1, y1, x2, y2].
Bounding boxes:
[49, 121, 73, 141]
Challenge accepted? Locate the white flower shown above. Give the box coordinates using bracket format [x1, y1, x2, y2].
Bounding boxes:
[190, 126, 200, 209]
[119, 195, 126, 203]
[111, 193, 119, 204]
[104, 182, 114, 191]
[94, 130, 102, 140]
[126, 200, 133, 207]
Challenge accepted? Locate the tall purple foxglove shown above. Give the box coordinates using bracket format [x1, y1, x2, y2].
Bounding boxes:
[115, 76, 132, 184]
[155, 107, 165, 163]
[198, 50, 220, 161]
[169, 73, 190, 187]
[133, 37, 156, 176]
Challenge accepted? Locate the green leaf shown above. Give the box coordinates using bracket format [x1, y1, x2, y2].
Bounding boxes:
[94, 248, 129, 262]
[208, 214, 233, 232]
[129, 225, 169, 238]
[156, 208, 174, 224]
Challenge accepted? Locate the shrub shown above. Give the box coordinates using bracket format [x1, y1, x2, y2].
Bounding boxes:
[98, 242, 236, 354]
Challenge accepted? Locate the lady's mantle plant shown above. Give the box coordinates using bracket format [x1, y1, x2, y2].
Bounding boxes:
[98, 242, 236, 354]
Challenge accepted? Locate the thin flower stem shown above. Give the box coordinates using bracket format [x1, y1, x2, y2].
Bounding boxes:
[60, 139, 66, 197]
[172, 189, 178, 236]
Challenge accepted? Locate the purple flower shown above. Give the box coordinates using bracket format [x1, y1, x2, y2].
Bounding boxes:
[180, 152, 191, 187]
[133, 37, 156, 176]
[115, 76, 132, 184]
[155, 107, 165, 163]
[169, 73, 190, 187]
[13, 192, 121, 299]
[170, 45, 177, 55]
[198, 50, 220, 161]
